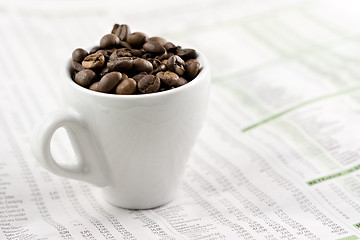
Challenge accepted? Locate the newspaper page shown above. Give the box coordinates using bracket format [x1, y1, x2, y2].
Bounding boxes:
[1, 0, 360, 239]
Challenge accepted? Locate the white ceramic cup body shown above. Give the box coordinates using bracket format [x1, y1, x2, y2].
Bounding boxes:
[31, 46, 210, 209]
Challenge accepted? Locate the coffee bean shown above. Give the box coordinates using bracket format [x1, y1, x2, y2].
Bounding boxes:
[164, 42, 176, 52]
[89, 46, 100, 54]
[70, 24, 201, 94]
[118, 41, 132, 49]
[107, 57, 134, 72]
[71, 61, 84, 73]
[185, 59, 200, 80]
[97, 72, 122, 93]
[82, 52, 105, 69]
[138, 75, 160, 93]
[141, 53, 156, 59]
[156, 71, 179, 87]
[111, 24, 120, 34]
[159, 64, 167, 71]
[89, 82, 99, 91]
[110, 49, 133, 60]
[112, 24, 130, 41]
[143, 41, 165, 54]
[72, 48, 88, 62]
[105, 48, 116, 56]
[152, 59, 162, 69]
[121, 73, 128, 80]
[116, 78, 137, 95]
[119, 25, 130, 41]
[130, 49, 144, 57]
[133, 72, 148, 83]
[176, 48, 197, 60]
[176, 77, 188, 87]
[74, 69, 96, 87]
[132, 58, 153, 73]
[158, 52, 174, 60]
[100, 34, 120, 49]
[96, 50, 109, 59]
[148, 37, 167, 46]
[127, 32, 148, 49]
[167, 55, 185, 76]
[99, 67, 110, 77]
[152, 64, 167, 74]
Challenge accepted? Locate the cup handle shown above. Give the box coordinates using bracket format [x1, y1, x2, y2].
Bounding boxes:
[31, 110, 111, 187]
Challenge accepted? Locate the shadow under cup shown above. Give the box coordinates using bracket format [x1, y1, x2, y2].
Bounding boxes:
[35, 45, 210, 210]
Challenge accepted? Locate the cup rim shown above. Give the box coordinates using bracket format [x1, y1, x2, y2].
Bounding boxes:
[67, 41, 210, 99]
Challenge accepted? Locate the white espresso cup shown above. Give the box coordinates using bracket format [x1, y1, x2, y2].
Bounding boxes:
[31, 45, 210, 209]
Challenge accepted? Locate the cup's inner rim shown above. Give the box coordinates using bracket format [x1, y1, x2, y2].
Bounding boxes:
[67, 42, 209, 99]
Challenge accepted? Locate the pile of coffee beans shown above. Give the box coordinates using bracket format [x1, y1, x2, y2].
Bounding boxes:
[70, 24, 201, 95]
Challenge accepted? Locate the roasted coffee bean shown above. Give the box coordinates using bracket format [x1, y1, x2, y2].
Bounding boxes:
[152, 59, 162, 69]
[70, 61, 82, 79]
[159, 64, 167, 71]
[89, 82, 99, 91]
[167, 52, 175, 59]
[130, 49, 144, 57]
[69, 68, 76, 79]
[138, 75, 160, 93]
[118, 41, 132, 49]
[148, 37, 167, 46]
[167, 55, 185, 76]
[164, 42, 176, 52]
[71, 61, 84, 73]
[96, 50, 109, 59]
[99, 66, 110, 77]
[132, 58, 153, 73]
[74, 69, 96, 87]
[157, 53, 166, 61]
[82, 53, 105, 69]
[152, 64, 167, 74]
[97, 72, 122, 93]
[176, 77, 188, 87]
[111, 24, 120, 35]
[158, 52, 174, 60]
[156, 71, 179, 87]
[177, 48, 197, 60]
[110, 49, 132, 60]
[107, 57, 134, 72]
[89, 46, 100, 54]
[118, 25, 130, 41]
[121, 73, 128, 80]
[72, 48, 88, 62]
[133, 72, 148, 82]
[141, 53, 156, 59]
[100, 34, 120, 49]
[143, 41, 165, 54]
[127, 32, 148, 49]
[70, 24, 201, 94]
[105, 48, 116, 55]
[116, 78, 137, 95]
[112, 24, 130, 41]
[185, 59, 200, 80]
